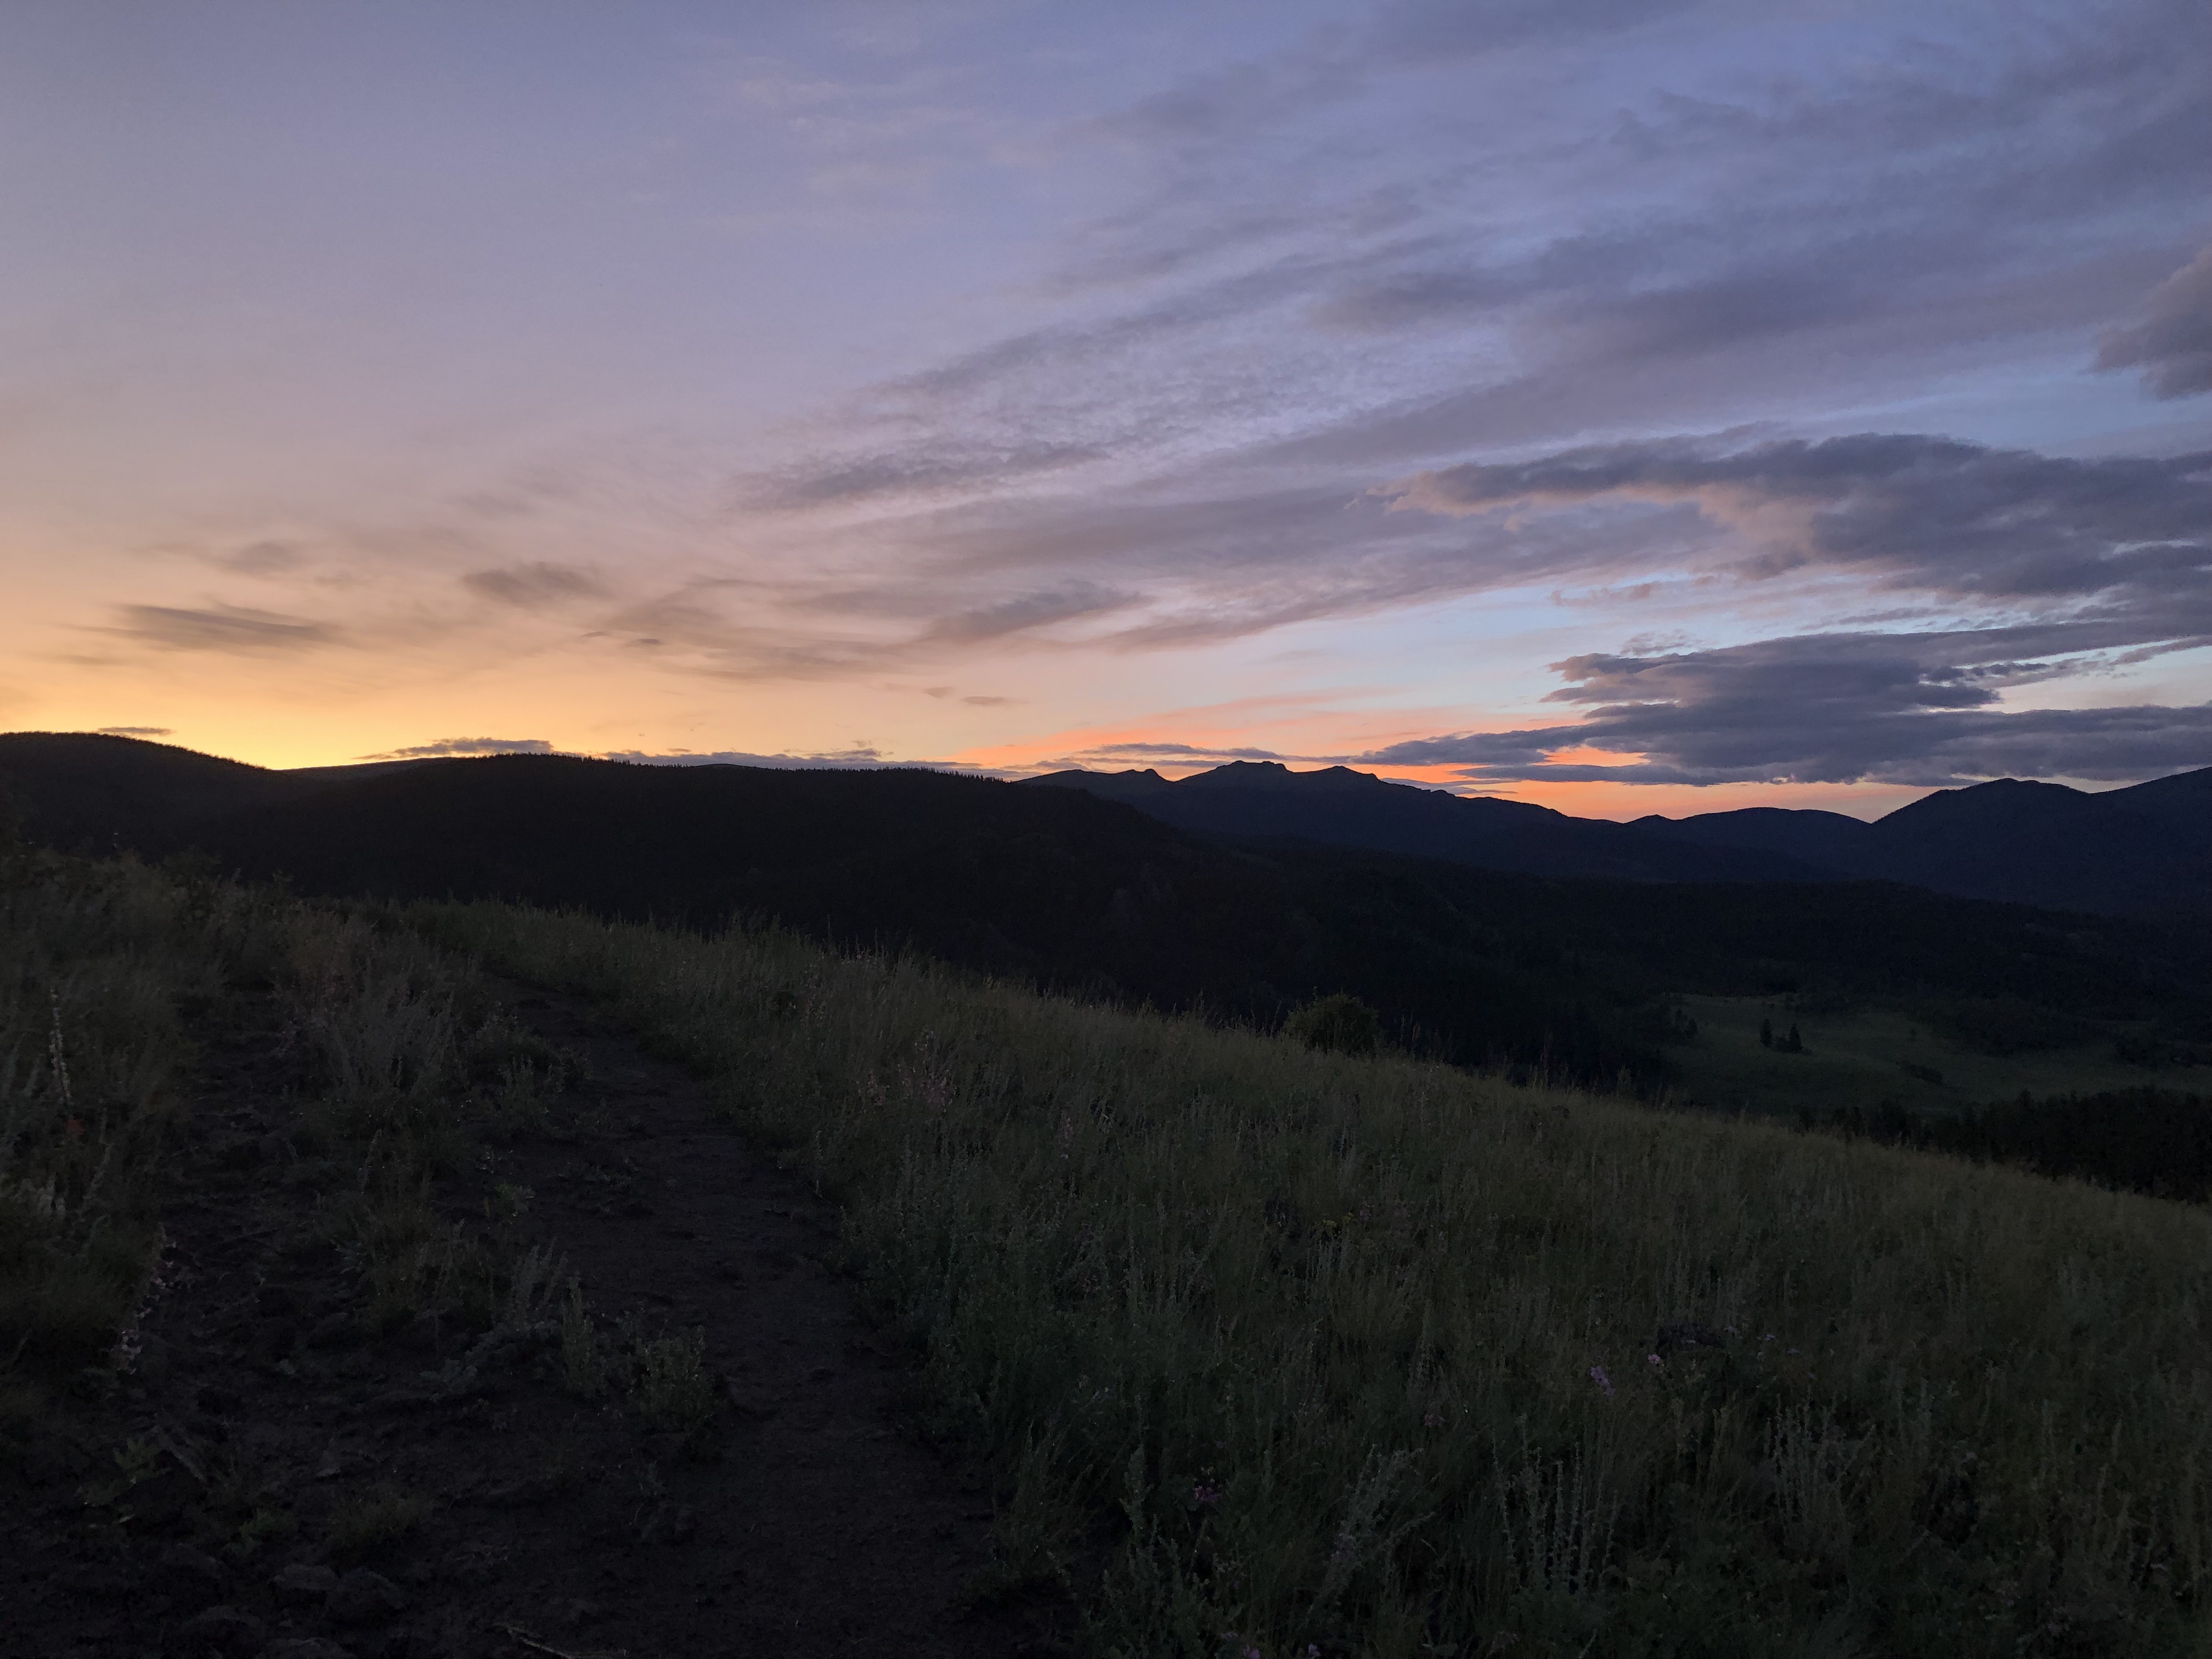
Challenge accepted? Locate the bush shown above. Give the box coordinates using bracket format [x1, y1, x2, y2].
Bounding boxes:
[1285, 992, 1380, 1056]
[328, 1483, 430, 1560]
[632, 1329, 716, 1435]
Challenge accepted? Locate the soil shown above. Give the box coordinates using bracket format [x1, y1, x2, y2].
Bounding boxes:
[2, 979, 1074, 1659]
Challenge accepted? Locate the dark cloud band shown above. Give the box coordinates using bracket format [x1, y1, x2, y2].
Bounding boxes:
[109, 605, 340, 653]
[1358, 630, 2212, 787]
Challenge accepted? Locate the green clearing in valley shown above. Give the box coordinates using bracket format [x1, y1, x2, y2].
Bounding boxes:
[1663, 991, 2212, 1118]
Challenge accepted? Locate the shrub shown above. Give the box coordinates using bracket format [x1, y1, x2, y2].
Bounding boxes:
[1285, 992, 1381, 1056]
[328, 1483, 430, 1560]
[560, 1280, 608, 1400]
[632, 1329, 716, 1435]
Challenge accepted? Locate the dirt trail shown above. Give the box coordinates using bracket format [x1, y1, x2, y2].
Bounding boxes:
[3, 980, 1069, 1659]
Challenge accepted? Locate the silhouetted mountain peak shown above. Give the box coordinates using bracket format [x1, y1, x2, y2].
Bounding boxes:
[1023, 768, 1175, 802]
[1882, 777, 2092, 828]
[1634, 805, 1877, 867]
[1176, 761, 1386, 793]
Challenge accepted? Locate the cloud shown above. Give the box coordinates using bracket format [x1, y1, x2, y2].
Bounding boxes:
[460, 562, 607, 607]
[360, 737, 558, 760]
[109, 603, 340, 653]
[1356, 629, 2212, 787]
[745, 438, 1108, 510]
[2097, 245, 2212, 398]
[1097, 0, 1700, 154]
[601, 745, 917, 770]
[1339, 433, 2212, 785]
[921, 582, 1140, 644]
[95, 725, 173, 737]
[816, 0, 2208, 504]
[220, 541, 304, 575]
[1380, 433, 2212, 608]
[1368, 0, 1706, 59]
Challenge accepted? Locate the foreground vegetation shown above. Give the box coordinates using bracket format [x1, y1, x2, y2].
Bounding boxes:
[422, 900, 2212, 1657]
[0, 849, 673, 1416]
[0, 848, 265, 1379]
[10, 843, 2210, 1655]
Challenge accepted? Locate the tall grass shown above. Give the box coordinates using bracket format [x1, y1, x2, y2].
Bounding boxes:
[0, 844, 546, 1385]
[0, 849, 290, 1373]
[420, 900, 2212, 1657]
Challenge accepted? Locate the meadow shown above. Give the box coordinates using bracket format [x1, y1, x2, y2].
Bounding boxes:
[1663, 992, 2212, 1120]
[417, 899, 2212, 1658]
[8, 843, 2210, 1655]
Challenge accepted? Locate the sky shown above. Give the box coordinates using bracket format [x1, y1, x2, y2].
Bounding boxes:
[3, 0, 2208, 821]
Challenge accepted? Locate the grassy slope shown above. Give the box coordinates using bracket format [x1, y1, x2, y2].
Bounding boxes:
[1666, 994, 2212, 1118]
[421, 900, 2212, 1659]
[0, 848, 536, 1389]
[0, 850, 262, 1375]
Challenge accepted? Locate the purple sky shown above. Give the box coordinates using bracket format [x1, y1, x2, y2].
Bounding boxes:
[3, 0, 2207, 815]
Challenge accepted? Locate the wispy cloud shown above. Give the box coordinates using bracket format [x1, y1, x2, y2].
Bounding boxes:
[602, 744, 982, 772]
[108, 603, 341, 654]
[360, 737, 558, 760]
[460, 562, 608, 607]
[2097, 245, 2212, 399]
[1377, 433, 2212, 611]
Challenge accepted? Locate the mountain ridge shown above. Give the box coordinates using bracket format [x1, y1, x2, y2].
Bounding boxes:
[1025, 759, 2210, 915]
[6, 731, 2204, 1093]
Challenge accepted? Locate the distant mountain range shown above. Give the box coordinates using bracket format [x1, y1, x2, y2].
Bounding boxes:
[4, 731, 2204, 1089]
[1024, 760, 2212, 916]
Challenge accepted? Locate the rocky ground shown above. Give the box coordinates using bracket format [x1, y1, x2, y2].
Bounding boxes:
[2, 978, 1072, 1659]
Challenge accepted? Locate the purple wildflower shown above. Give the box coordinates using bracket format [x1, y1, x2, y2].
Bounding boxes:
[1193, 1482, 1222, 1508]
[1589, 1364, 1614, 1397]
[1647, 1353, 1663, 1367]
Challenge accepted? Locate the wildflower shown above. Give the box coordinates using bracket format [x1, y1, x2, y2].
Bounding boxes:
[1193, 1482, 1222, 1508]
[1589, 1364, 1614, 1397]
[1423, 1409, 1444, 1429]
[1647, 1353, 1663, 1367]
